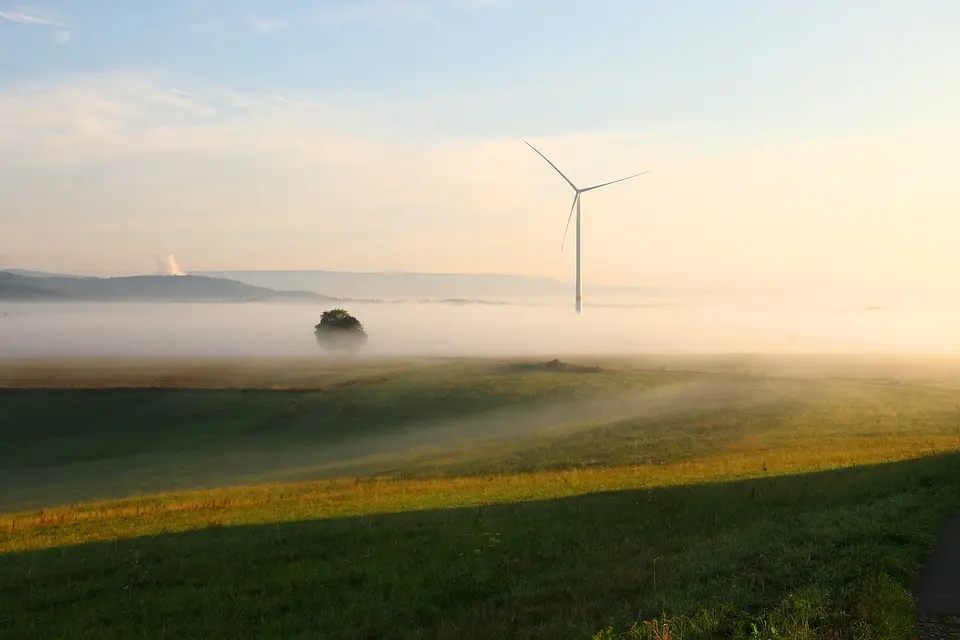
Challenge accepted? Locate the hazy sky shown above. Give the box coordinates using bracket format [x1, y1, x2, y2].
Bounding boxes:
[1, 1, 956, 292]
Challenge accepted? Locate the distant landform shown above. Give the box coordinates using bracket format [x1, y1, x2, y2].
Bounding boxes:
[2, 269, 92, 279]
[1, 269, 665, 305]
[0, 272, 328, 303]
[196, 270, 663, 301]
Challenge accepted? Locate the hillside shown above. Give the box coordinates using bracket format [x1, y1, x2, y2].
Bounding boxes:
[0, 272, 329, 302]
[2, 359, 960, 637]
[1, 268, 90, 279]
[3, 268, 666, 304]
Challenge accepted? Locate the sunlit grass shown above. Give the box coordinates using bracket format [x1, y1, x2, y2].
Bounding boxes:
[2, 438, 957, 554]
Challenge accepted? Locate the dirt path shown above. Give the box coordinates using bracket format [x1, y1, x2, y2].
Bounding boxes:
[916, 510, 960, 639]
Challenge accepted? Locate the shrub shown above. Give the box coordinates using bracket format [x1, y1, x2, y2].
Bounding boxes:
[314, 309, 368, 353]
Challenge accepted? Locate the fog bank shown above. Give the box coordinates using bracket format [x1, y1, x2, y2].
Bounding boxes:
[4, 295, 960, 358]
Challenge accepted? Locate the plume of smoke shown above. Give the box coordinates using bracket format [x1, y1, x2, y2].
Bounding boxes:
[155, 254, 185, 276]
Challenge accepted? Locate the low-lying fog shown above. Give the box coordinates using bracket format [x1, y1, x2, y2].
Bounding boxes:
[4, 295, 960, 358]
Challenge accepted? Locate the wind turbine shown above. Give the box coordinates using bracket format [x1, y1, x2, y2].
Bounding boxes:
[525, 140, 649, 314]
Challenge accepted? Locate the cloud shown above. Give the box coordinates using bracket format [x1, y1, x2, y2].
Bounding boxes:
[0, 8, 56, 26]
[316, 0, 437, 25]
[0, 5, 70, 43]
[0, 72, 441, 166]
[248, 17, 282, 34]
[450, 0, 526, 8]
[0, 72, 956, 290]
[0, 72, 651, 276]
[313, 0, 523, 25]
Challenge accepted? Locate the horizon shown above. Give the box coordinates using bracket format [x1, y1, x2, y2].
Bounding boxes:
[3, 264, 655, 285]
[5, 265, 957, 304]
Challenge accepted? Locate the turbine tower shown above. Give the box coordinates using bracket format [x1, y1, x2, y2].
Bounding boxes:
[525, 140, 649, 314]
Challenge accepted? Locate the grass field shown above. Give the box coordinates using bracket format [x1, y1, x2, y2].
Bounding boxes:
[2, 356, 960, 638]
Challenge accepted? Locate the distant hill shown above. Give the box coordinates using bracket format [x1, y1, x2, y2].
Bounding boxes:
[0, 272, 330, 303]
[2, 268, 91, 279]
[196, 270, 663, 301]
[2, 268, 667, 305]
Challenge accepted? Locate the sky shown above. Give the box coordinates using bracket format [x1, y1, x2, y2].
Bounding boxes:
[0, 0, 957, 293]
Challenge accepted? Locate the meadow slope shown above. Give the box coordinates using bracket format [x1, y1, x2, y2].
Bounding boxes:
[2, 357, 960, 638]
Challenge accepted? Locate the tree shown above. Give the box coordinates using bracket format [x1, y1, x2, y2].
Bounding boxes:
[314, 308, 368, 353]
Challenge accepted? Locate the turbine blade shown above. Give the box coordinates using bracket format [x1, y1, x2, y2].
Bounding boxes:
[580, 170, 651, 193]
[524, 140, 578, 191]
[560, 193, 579, 255]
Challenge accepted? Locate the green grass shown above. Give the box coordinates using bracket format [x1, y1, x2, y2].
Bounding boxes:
[0, 359, 687, 510]
[2, 356, 960, 638]
[3, 455, 959, 639]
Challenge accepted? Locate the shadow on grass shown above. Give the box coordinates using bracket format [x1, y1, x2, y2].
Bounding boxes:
[0, 366, 668, 474]
[0, 374, 786, 512]
[0, 385, 544, 476]
[2, 453, 959, 639]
